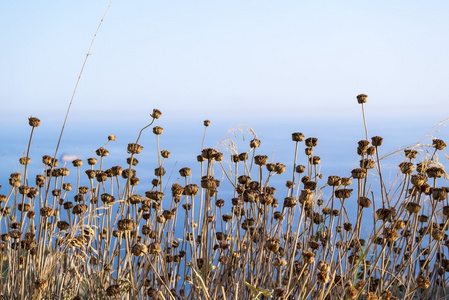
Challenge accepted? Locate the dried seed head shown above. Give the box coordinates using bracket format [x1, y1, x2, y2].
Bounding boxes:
[127, 143, 143, 154]
[345, 287, 358, 299]
[356, 94, 367, 104]
[151, 125, 165, 135]
[95, 147, 109, 157]
[404, 149, 418, 159]
[106, 284, 121, 297]
[292, 132, 305, 142]
[295, 165, 306, 173]
[432, 187, 447, 201]
[250, 139, 261, 149]
[341, 177, 352, 186]
[184, 184, 199, 196]
[254, 155, 268, 166]
[327, 175, 341, 187]
[274, 163, 286, 174]
[131, 242, 148, 256]
[399, 162, 415, 174]
[202, 148, 217, 160]
[101, 193, 115, 205]
[371, 136, 383, 147]
[351, 168, 367, 179]
[416, 275, 430, 289]
[360, 158, 375, 169]
[28, 116, 41, 127]
[305, 137, 318, 147]
[126, 157, 139, 166]
[19, 157, 30, 165]
[161, 149, 170, 158]
[426, 166, 445, 178]
[150, 108, 162, 119]
[87, 157, 97, 166]
[358, 196, 372, 208]
[72, 204, 88, 215]
[302, 251, 315, 264]
[40, 207, 55, 218]
[117, 219, 136, 231]
[383, 228, 399, 242]
[433, 138, 447, 151]
[335, 188, 353, 199]
[411, 174, 427, 187]
[305, 147, 313, 156]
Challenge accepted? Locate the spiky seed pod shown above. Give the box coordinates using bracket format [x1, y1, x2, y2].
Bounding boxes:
[179, 167, 192, 177]
[416, 275, 430, 289]
[127, 143, 143, 154]
[152, 126, 164, 135]
[335, 188, 353, 199]
[296, 165, 306, 173]
[126, 157, 138, 166]
[72, 204, 88, 215]
[358, 196, 372, 208]
[292, 132, 305, 142]
[18, 185, 30, 195]
[34, 175, 45, 188]
[131, 242, 148, 257]
[117, 219, 136, 231]
[358, 140, 370, 153]
[432, 188, 447, 201]
[327, 175, 341, 186]
[86, 158, 97, 166]
[302, 251, 315, 264]
[128, 194, 143, 205]
[121, 169, 136, 179]
[17, 203, 31, 212]
[101, 193, 115, 205]
[356, 94, 367, 104]
[427, 166, 445, 178]
[351, 168, 367, 179]
[153, 167, 165, 177]
[130, 177, 140, 186]
[254, 155, 268, 166]
[418, 183, 431, 194]
[360, 158, 375, 169]
[366, 146, 376, 156]
[184, 184, 199, 196]
[40, 207, 54, 218]
[399, 162, 415, 174]
[305, 137, 318, 147]
[95, 172, 107, 183]
[85, 170, 97, 180]
[433, 138, 447, 150]
[267, 163, 276, 172]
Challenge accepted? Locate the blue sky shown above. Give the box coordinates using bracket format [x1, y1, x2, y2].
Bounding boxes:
[1, 1, 449, 128]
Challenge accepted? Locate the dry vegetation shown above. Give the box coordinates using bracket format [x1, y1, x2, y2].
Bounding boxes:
[1, 97, 449, 300]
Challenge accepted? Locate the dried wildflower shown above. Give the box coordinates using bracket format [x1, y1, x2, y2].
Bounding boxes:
[432, 229, 445, 241]
[28, 116, 41, 127]
[416, 275, 430, 289]
[274, 163, 286, 174]
[376, 208, 395, 221]
[404, 149, 418, 159]
[106, 284, 121, 297]
[40, 207, 54, 218]
[34, 278, 47, 291]
[153, 126, 164, 135]
[433, 138, 447, 150]
[19, 157, 30, 165]
[317, 260, 331, 272]
[341, 177, 352, 186]
[250, 138, 261, 148]
[95, 147, 109, 157]
[150, 108, 162, 119]
[327, 175, 341, 186]
[292, 132, 305, 142]
[356, 94, 367, 104]
[184, 184, 199, 196]
[117, 219, 136, 231]
[399, 162, 415, 174]
[296, 165, 306, 173]
[310, 156, 321, 165]
[101, 193, 115, 205]
[72, 204, 88, 215]
[371, 136, 383, 147]
[266, 237, 281, 253]
[432, 187, 447, 201]
[305, 137, 318, 147]
[411, 174, 427, 187]
[427, 166, 445, 178]
[131, 242, 148, 256]
[127, 143, 143, 154]
[345, 287, 358, 299]
[222, 214, 232, 222]
[335, 188, 353, 199]
[302, 251, 315, 264]
[360, 158, 375, 169]
[358, 196, 372, 208]
[305, 147, 313, 156]
[254, 155, 268, 166]
[351, 168, 367, 179]
[383, 228, 399, 242]
[304, 181, 316, 190]
[149, 242, 162, 254]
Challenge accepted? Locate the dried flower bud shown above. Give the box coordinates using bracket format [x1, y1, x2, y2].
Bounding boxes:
[254, 155, 268, 166]
[151, 108, 162, 119]
[95, 147, 109, 157]
[108, 134, 116, 141]
[426, 166, 444, 178]
[399, 162, 415, 174]
[371, 136, 383, 147]
[404, 149, 418, 159]
[305, 137, 318, 147]
[250, 139, 261, 149]
[351, 168, 367, 179]
[161, 150, 170, 158]
[335, 188, 353, 199]
[87, 157, 97, 166]
[295, 165, 306, 173]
